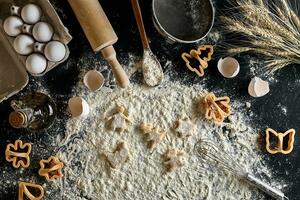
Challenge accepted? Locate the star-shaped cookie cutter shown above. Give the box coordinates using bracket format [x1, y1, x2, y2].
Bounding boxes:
[201, 92, 231, 123]
[5, 140, 32, 168]
[38, 156, 64, 181]
[164, 148, 187, 172]
[18, 181, 44, 200]
[265, 128, 295, 154]
[181, 45, 214, 77]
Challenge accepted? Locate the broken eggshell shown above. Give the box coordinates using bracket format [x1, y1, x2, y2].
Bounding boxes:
[217, 57, 240, 78]
[83, 70, 105, 92]
[248, 77, 270, 97]
[68, 97, 90, 118]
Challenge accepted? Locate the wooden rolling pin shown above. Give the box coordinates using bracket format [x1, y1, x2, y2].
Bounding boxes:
[68, 0, 129, 88]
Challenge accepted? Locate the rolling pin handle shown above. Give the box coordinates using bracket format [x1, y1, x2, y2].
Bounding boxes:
[101, 46, 130, 88]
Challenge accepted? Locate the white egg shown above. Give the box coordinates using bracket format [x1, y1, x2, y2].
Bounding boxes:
[13, 34, 34, 55]
[26, 53, 47, 74]
[32, 22, 54, 42]
[3, 16, 23, 36]
[21, 3, 42, 24]
[44, 41, 66, 62]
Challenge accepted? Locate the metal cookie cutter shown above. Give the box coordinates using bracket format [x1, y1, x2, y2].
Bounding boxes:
[265, 128, 295, 154]
[181, 45, 214, 77]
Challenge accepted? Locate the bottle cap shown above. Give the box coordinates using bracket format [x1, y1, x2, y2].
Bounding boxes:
[9, 111, 27, 128]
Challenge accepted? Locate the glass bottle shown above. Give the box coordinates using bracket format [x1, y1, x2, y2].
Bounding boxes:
[8, 92, 56, 131]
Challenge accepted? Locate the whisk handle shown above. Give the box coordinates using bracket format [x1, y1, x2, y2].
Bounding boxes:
[245, 174, 288, 200]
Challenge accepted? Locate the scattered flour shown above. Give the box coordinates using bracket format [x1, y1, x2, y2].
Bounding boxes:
[53, 74, 282, 199]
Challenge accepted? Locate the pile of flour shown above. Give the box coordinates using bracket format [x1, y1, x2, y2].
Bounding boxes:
[52, 70, 283, 199]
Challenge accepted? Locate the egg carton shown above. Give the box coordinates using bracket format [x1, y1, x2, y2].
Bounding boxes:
[0, 0, 72, 103]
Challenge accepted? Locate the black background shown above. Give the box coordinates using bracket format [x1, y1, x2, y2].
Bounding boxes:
[0, 0, 299, 199]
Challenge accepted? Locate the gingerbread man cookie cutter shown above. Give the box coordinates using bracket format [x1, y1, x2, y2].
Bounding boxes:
[39, 156, 64, 181]
[200, 92, 231, 123]
[265, 128, 295, 154]
[107, 105, 133, 132]
[5, 140, 32, 168]
[181, 45, 214, 77]
[18, 182, 44, 200]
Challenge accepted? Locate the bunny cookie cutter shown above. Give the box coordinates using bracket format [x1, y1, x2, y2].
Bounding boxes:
[181, 45, 214, 77]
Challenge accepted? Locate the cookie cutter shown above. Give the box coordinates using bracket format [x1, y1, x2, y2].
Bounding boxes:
[164, 148, 186, 172]
[18, 181, 44, 200]
[265, 128, 295, 154]
[200, 92, 231, 123]
[140, 122, 166, 150]
[181, 45, 214, 77]
[105, 141, 131, 169]
[38, 156, 64, 181]
[5, 140, 32, 168]
[107, 105, 133, 132]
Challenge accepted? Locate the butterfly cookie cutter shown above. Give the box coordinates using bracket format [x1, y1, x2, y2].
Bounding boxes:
[39, 156, 64, 181]
[200, 92, 231, 123]
[181, 45, 214, 77]
[5, 140, 32, 168]
[265, 128, 295, 154]
[18, 182, 44, 200]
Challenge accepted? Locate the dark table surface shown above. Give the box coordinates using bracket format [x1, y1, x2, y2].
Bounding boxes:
[0, 0, 300, 199]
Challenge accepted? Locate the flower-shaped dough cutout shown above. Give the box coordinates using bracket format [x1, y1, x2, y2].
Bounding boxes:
[38, 156, 64, 181]
[181, 45, 214, 77]
[139, 123, 166, 150]
[5, 140, 32, 168]
[107, 105, 133, 132]
[18, 182, 44, 200]
[105, 141, 131, 169]
[164, 148, 187, 172]
[265, 128, 295, 154]
[174, 118, 196, 138]
[200, 92, 231, 123]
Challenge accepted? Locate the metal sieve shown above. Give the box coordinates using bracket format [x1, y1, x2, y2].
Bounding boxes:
[152, 0, 215, 43]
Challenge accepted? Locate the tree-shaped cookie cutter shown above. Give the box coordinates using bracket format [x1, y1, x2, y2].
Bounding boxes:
[265, 128, 295, 154]
[5, 140, 32, 168]
[18, 181, 44, 200]
[38, 156, 64, 181]
[201, 92, 231, 123]
[181, 45, 214, 77]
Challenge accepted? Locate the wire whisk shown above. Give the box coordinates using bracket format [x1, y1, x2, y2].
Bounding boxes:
[194, 138, 288, 200]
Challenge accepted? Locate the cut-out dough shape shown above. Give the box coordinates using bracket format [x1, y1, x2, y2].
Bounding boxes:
[265, 128, 295, 154]
[140, 123, 166, 150]
[174, 118, 196, 138]
[164, 148, 187, 172]
[5, 140, 32, 168]
[105, 141, 131, 169]
[39, 156, 64, 181]
[200, 92, 231, 123]
[181, 45, 214, 77]
[107, 106, 133, 132]
[18, 182, 44, 200]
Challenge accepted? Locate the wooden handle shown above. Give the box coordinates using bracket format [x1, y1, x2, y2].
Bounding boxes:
[131, 0, 149, 49]
[101, 46, 130, 88]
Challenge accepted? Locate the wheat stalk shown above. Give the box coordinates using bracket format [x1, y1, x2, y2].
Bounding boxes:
[221, 0, 300, 73]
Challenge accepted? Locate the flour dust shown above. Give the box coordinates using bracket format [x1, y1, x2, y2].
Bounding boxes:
[52, 64, 283, 199]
